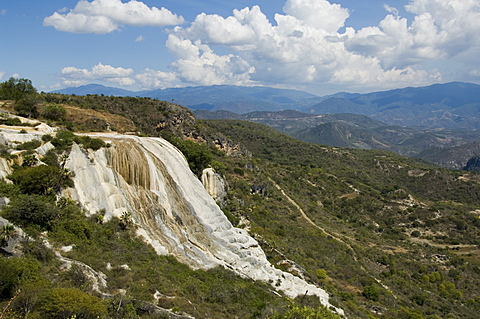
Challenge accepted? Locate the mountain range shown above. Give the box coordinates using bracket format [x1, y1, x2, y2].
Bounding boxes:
[52, 81, 480, 130]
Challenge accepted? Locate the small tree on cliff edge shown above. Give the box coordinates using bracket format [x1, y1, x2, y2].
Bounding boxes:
[0, 77, 39, 117]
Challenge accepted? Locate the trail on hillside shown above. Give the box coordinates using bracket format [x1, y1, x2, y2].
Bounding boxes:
[269, 178, 401, 299]
[268, 178, 360, 263]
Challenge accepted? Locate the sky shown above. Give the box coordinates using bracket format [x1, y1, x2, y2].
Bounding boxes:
[0, 0, 479, 96]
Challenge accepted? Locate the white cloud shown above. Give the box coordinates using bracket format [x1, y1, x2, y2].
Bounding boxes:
[346, 0, 480, 71]
[135, 35, 145, 42]
[383, 5, 399, 17]
[135, 69, 179, 89]
[0, 71, 5, 81]
[166, 35, 255, 86]
[60, 63, 135, 86]
[51, 0, 480, 92]
[165, 0, 441, 91]
[44, 0, 184, 34]
[1, 9, 7, 16]
[282, 0, 349, 33]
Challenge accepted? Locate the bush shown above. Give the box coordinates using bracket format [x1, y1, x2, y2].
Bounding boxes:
[0, 257, 41, 299]
[51, 131, 107, 151]
[16, 139, 41, 150]
[74, 135, 107, 151]
[0, 117, 22, 126]
[363, 285, 380, 301]
[2, 195, 60, 231]
[8, 165, 73, 195]
[41, 103, 66, 121]
[38, 287, 107, 319]
[50, 130, 75, 151]
[168, 137, 214, 176]
[269, 302, 341, 319]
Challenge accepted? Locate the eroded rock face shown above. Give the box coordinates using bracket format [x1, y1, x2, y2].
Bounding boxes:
[201, 167, 227, 203]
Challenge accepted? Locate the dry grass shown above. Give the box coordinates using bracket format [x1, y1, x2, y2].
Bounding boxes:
[62, 105, 136, 133]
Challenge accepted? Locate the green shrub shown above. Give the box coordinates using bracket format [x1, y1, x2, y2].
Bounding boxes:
[362, 285, 380, 301]
[16, 139, 41, 150]
[50, 130, 75, 151]
[38, 287, 107, 319]
[2, 195, 60, 231]
[0, 117, 22, 126]
[8, 165, 73, 195]
[41, 103, 66, 121]
[0, 256, 41, 299]
[268, 302, 341, 319]
[168, 137, 214, 176]
[74, 135, 107, 151]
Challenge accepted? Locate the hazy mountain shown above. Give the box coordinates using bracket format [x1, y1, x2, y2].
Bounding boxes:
[140, 85, 318, 108]
[416, 142, 480, 169]
[51, 83, 138, 96]
[52, 84, 319, 112]
[301, 82, 480, 129]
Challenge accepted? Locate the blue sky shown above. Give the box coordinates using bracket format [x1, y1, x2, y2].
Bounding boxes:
[1, 0, 479, 95]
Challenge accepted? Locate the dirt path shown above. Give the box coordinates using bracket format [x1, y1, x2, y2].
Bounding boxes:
[269, 178, 360, 262]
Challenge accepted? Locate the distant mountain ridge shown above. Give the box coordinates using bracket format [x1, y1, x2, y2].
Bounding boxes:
[51, 84, 319, 113]
[52, 82, 480, 130]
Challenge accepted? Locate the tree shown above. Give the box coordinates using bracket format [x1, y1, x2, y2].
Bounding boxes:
[0, 78, 38, 118]
[0, 78, 36, 102]
[13, 97, 38, 118]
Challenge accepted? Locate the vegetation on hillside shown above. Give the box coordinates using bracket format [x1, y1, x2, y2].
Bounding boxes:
[199, 119, 480, 318]
[0, 130, 324, 318]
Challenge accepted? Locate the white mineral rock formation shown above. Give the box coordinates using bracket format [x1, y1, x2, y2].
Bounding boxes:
[201, 167, 227, 201]
[63, 134, 342, 314]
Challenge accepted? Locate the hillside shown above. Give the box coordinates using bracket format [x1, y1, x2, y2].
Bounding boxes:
[312, 82, 480, 129]
[1, 85, 480, 318]
[199, 119, 480, 318]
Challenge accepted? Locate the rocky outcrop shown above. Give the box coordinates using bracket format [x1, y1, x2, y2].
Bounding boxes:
[201, 168, 227, 203]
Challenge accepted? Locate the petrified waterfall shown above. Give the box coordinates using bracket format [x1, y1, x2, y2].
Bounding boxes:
[13, 131, 340, 313]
